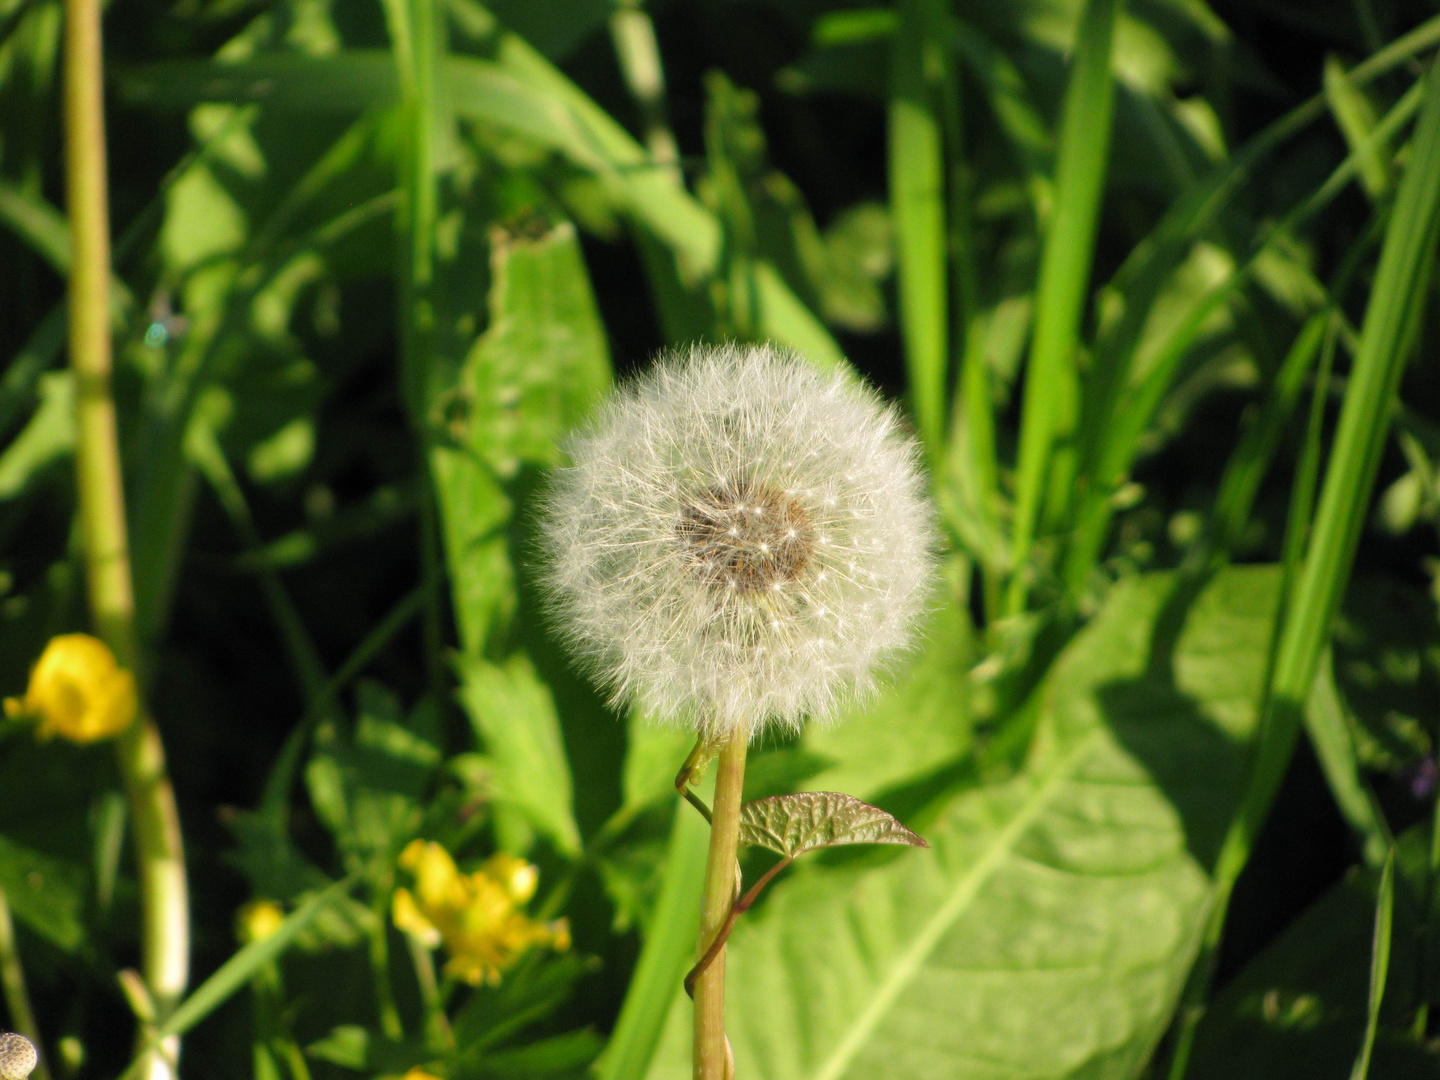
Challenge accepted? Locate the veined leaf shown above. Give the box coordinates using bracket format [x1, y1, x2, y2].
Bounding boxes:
[0, 370, 74, 500]
[739, 792, 925, 859]
[457, 654, 581, 857]
[646, 566, 1282, 1080]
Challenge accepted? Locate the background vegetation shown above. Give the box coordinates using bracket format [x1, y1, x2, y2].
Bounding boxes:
[2, 0, 1440, 1077]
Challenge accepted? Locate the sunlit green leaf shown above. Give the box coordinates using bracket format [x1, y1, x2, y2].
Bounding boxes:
[0, 370, 73, 500]
[457, 654, 580, 857]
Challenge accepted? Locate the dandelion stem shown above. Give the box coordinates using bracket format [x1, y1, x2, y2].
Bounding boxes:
[693, 729, 747, 1080]
[63, 1, 189, 1076]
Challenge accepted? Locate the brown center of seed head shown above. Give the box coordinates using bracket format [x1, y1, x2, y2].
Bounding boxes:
[677, 479, 814, 593]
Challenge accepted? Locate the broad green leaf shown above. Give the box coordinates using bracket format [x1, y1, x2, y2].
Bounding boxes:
[739, 792, 925, 859]
[450, 949, 596, 1054]
[0, 834, 85, 951]
[457, 220, 610, 479]
[622, 712, 693, 812]
[303, 684, 440, 878]
[305, 1025, 425, 1073]
[431, 219, 609, 658]
[456, 654, 580, 857]
[0, 370, 73, 500]
[646, 566, 1281, 1080]
[802, 596, 973, 801]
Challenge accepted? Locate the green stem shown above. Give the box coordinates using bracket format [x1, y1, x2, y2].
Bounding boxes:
[405, 933, 454, 1052]
[684, 855, 792, 998]
[368, 900, 403, 1041]
[0, 890, 50, 1080]
[692, 730, 747, 1080]
[63, 2, 189, 1077]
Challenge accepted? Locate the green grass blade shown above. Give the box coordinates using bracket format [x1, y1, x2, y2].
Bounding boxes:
[1170, 57, 1440, 1080]
[1306, 650, 1391, 867]
[1006, 0, 1122, 615]
[116, 877, 358, 1080]
[1201, 312, 1327, 564]
[889, 0, 948, 457]
[1064, 75, 1425, 598]
[594, 801, 709, 1080]
[1325, 55, 1392, 199]
[1350, 852, 1394, 1080]
[1266, 57, 1440, 803]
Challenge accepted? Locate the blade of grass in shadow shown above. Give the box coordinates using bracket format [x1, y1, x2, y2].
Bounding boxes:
[1005, 0, 1122, 616]
[889, 0, 948, 458]
[1063, 75, 1425, 600]
[1166, 248, 1341, 1080]
[1350, 851, 1394, 1080]
[1199, 311, 1327, 565]
[1307, 650, 1391, 868]
[382, 0, 448, 702]
[593, 801, 709, 1080]
[1169, 57, 1440, 1080]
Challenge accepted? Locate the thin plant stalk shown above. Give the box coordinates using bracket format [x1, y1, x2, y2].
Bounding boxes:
[693, 731, 748, 1080]
[0, 890, 50, 1080]
[62, 1, 189, 1077]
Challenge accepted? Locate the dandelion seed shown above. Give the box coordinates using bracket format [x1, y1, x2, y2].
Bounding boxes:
[539, 343, 936, 739]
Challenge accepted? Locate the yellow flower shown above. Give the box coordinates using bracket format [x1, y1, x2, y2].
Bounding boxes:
[236, 899, 286, 944]
[396, 1070, 444, 1080]
[391, 840, 570, 986]
[4, 634, 137, 743]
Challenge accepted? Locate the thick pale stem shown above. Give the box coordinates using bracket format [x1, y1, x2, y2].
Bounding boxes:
[63, 2, 189, 1076]
[693, 730, 747, 1080]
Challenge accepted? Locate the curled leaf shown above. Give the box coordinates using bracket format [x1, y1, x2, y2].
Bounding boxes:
[738, 791, 926, 859]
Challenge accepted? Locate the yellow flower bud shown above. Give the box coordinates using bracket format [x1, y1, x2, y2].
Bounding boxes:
[236, 899, 286, 945]
[4, 634, 137, 743]
[397, 1069, 444, 1080]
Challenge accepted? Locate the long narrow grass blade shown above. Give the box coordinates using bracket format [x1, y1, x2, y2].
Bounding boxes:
[1349, 852, 1394, 1080]
[1201, 312, 1327, 564]
[116, 877, 358, 1080]
[1006, 0, 1122, 615]
[593, 802, 709, 1080]
[1064, 75, 1425, 598]
[1263, 58, 1440, 827]
[1306, 650, 1391, 867]
[889, 0, 948, 457]
[1168, 61, 1440, 1077]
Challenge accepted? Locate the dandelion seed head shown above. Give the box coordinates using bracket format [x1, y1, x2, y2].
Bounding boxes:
[539, 342, 937, 739]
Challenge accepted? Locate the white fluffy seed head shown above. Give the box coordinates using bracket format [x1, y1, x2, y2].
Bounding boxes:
[539, 342, 937, 740]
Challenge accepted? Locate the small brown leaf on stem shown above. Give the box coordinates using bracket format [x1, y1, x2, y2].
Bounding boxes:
[738, 791, 927, 858]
